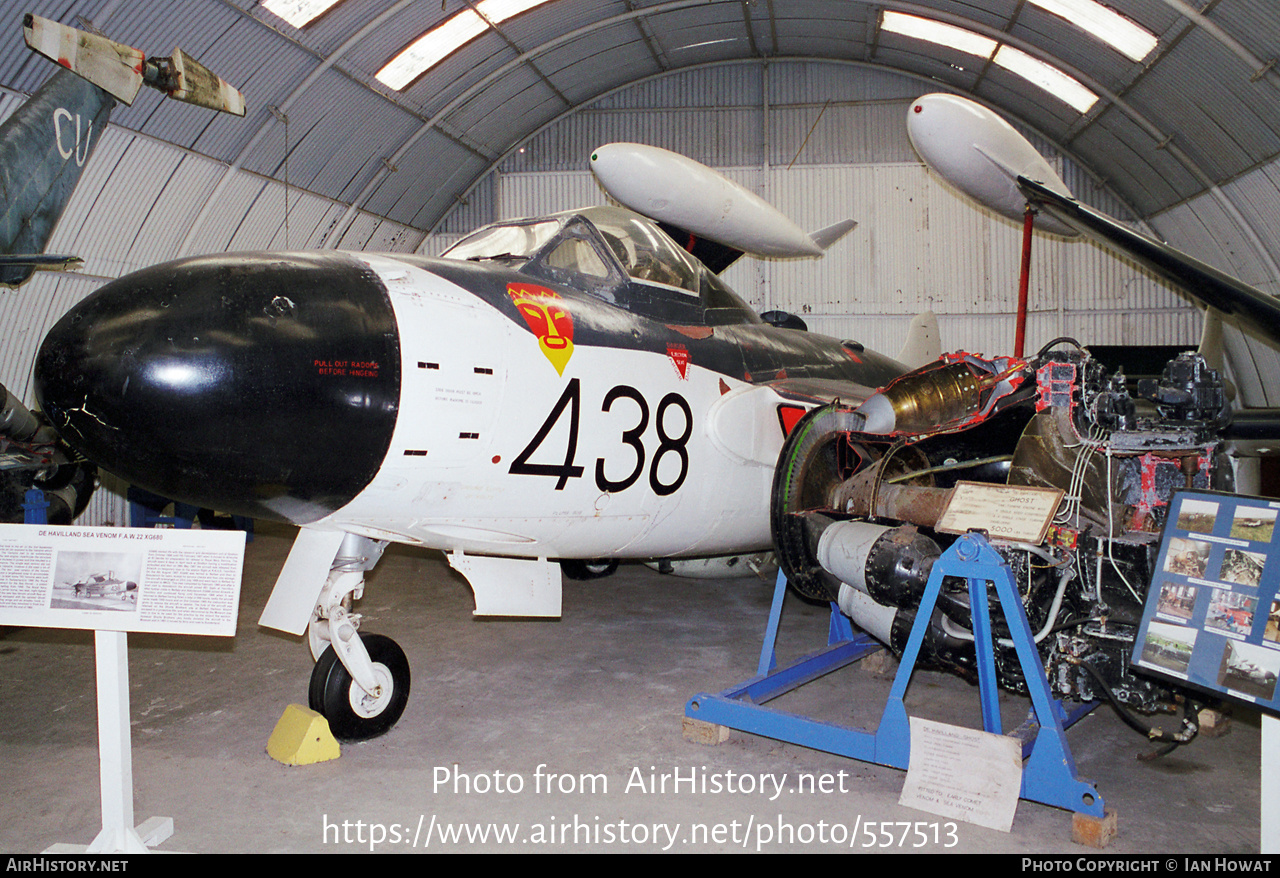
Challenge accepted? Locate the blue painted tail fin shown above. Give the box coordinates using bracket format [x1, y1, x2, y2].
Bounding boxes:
[0, 67, 114, 287]
[1, 14, 245, 288]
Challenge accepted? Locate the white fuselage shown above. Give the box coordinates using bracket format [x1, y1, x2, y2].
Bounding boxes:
[318, 256, 782, 560]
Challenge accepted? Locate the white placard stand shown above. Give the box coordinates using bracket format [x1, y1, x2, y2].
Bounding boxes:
[2, 522, 246, 852]
[45, 630, 174, 854]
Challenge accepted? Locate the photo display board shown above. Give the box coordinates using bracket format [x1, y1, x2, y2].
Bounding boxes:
[0, 523, 246, 637]
[1132, 489, 1280, 718]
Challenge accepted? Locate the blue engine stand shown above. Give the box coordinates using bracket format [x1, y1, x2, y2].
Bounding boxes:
[685, 532, 1105, 817]
[22, 488, 48, 524]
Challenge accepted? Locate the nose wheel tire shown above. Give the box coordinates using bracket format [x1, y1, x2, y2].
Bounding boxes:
[308, 633, 410, 741]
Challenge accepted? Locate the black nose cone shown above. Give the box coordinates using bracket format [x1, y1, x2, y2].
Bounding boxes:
[36, 252, 401, 523]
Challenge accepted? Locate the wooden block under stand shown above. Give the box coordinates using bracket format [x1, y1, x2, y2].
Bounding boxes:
[1198, 707, 1232, 738]
[682, 716, 729, 745]
[1072, 808, 1118, 848]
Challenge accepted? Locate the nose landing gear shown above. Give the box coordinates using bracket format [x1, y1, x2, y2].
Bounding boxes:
[304, 534, 411, 741]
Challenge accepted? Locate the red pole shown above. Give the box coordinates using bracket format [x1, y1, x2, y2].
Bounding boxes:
[1015, 205, 1035, 358]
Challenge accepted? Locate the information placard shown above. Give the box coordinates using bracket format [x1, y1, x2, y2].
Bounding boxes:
[1132, 489, 1280, 718]
[0, 523, 246, 637]
[935, 481, 1064, 544]
[899, 717, 1022, 832]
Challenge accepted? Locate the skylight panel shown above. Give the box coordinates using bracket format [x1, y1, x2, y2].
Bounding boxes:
[375, 0, 555, 90]
[377, 11, 489, 90]
[881, 11, 998, 59]
[880, 10, 1100, 114]
[994, 45, 1099, 113]
[260, 0, 341, 29]
[478, 0, 551, 25]
[1028, 0, 1158, 62]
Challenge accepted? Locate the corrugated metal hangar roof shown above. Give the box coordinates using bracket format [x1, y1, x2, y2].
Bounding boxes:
[5, 0, 1279, 232]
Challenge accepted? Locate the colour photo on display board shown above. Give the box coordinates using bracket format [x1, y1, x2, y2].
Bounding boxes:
[1133, 489, 1280, 718]
[1138, 620, 1197, 676]
[1230, 506, 1276, 543]
[1155, 582, 1197, 621]
[1218, 640, 1279, 702]
[1219, 547, 1266, 587]
[1176, 498, 1220, 535]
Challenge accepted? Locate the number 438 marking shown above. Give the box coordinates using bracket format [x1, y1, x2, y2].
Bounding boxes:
[509, 378, 691, 495]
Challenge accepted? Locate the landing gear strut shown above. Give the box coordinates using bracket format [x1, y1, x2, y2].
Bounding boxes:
[305, 534, 412, 741]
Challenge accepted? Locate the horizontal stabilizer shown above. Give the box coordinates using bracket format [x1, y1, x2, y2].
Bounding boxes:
[158, 48, 246, 116]
[23, 13, 144, 105]
[1018, 176, 1280, 344]
[23, 14, 244, 116]
[0, 254, 82, 270]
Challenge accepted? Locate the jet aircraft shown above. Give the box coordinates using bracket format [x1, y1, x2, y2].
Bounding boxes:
[69, 571, 137, 600]
[0, 15, 243, 524]
[30, 90, 1280, 745]
[31, 133, 942, 738]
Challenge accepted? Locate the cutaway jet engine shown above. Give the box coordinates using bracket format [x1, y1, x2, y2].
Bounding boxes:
[772, 341, 1234, 743]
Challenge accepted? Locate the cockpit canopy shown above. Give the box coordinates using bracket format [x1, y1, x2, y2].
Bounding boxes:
[442, 206, 761, 326]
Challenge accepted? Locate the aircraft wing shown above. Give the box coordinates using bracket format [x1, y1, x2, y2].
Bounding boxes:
[0, 254, 82, 270]
[1017, 176, 1280, 445]
[1017, 176, 1280, 343]
[23, 14, 245, 115]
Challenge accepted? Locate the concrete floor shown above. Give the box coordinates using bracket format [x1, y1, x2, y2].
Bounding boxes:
[0, 522, 1266, 854]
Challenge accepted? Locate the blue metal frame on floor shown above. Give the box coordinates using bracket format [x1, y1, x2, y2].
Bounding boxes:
[684, 532, 1105, 817]
[22, 488, 47, 524]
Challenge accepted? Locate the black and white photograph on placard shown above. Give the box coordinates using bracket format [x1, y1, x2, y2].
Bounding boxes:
[49, 550, 143, 613]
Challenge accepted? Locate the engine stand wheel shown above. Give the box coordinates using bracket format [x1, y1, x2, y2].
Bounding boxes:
[308, 633, 410, 741]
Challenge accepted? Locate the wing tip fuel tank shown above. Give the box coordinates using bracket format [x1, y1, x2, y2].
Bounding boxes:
[906, 93, 1077, 238]
[590, 142, 831, 258]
